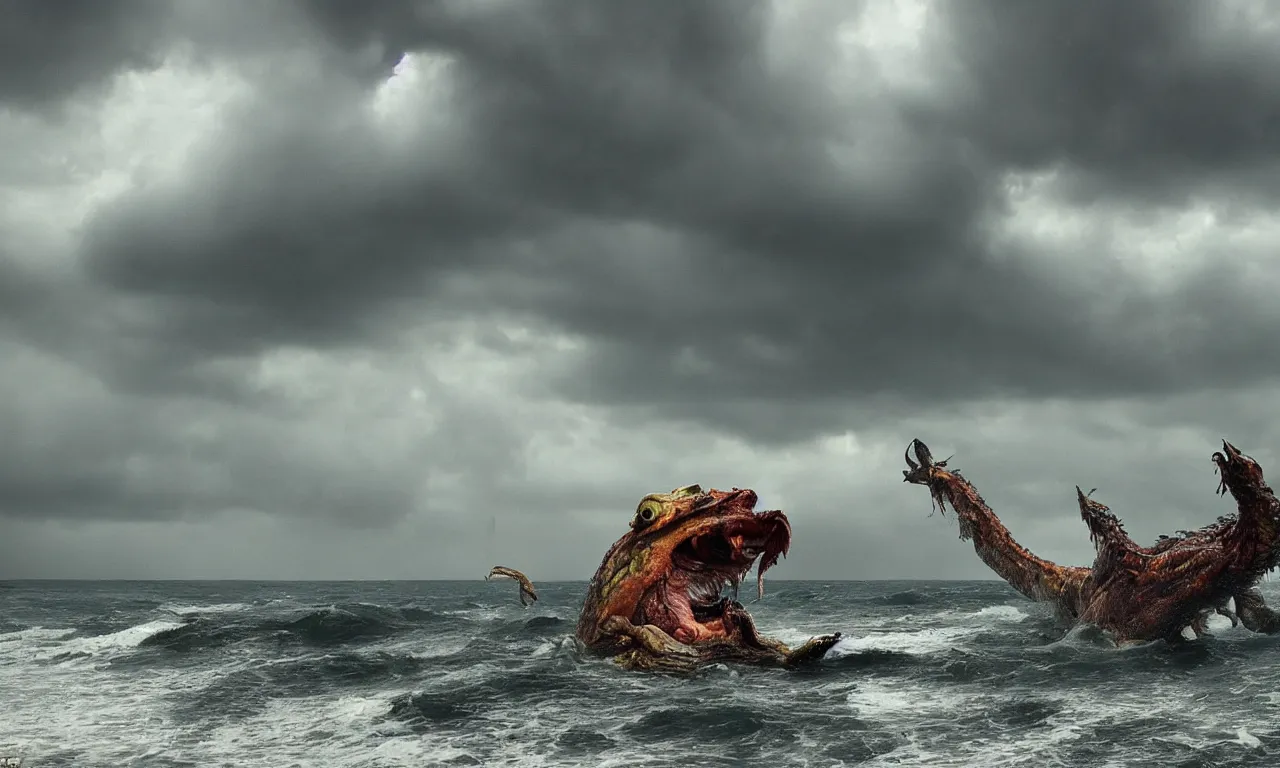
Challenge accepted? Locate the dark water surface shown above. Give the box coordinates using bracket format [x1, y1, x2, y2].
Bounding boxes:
[4, 580, 1280, 767]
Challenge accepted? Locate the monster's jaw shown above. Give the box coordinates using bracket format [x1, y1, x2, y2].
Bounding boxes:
[1213, 439, 1266, 499]
[637, 511, 790, 645]
[902, 439, 952, 486]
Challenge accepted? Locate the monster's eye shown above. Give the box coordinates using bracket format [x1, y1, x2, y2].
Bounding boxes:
[632, 499, 662, 528]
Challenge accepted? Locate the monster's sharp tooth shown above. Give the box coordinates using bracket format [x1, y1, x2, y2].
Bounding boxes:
[702, 576, 720, 603]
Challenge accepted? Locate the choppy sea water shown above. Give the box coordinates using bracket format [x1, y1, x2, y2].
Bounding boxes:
[4, 580, 1280, 767]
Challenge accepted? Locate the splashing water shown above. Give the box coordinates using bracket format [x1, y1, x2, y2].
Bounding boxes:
[3, 580, 1280, 767]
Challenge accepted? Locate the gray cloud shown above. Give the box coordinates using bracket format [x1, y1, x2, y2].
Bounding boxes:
[3, 0, 1280, 578]
[0, 0, 172, 111]
[938, 1, 1280, 204]
[72, 1, 1280, 424]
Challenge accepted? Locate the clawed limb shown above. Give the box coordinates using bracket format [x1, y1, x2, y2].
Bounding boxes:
[602, 615, 696, 658]
[1216, 604, 1240, 628]
[783, 633, 843, 667]
[1186, 601, 1252, 640]
[1190, 592, 1279, 635]
[599, 615, 840, 674]
[1186, 613, 1209, 640]
[1233, 588, 1280, 634]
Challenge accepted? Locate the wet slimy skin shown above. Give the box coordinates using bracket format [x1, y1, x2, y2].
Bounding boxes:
[575, 484, 841, 674]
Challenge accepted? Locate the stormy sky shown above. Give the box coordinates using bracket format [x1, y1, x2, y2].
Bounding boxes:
[3, 0, 1280, 581]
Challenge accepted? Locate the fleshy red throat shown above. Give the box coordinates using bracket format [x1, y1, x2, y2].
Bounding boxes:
[636, 510, 791, 645]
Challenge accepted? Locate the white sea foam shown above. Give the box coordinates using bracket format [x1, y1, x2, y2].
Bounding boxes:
[42, 620, 187, 661]
[848, 671, 1280, 767]
[185, 693, 422, 768]
[0, 623, 231, 764]
[771, 602, 1031, 659]
[1235, 727, 1263, 748]
[969, 604, 1029, 622]
[830, 626, 974, 656]
[159, 601, 252, 615]
[0, 620, 186, 664]
[846, 678, 978, 719]
[5, 583, 1280, 767]
[0, 626, 76, 649]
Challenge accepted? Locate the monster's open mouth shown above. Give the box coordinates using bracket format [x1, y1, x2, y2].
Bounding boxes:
[637, 509, 791, 645]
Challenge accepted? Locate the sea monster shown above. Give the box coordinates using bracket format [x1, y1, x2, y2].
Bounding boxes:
[486, 565, 539, 608]
[1074, 441, 1280, 636]
[902, 438, 1280, 643]
[1208, 442, 1280, 632]
[575, 484, 842, 674]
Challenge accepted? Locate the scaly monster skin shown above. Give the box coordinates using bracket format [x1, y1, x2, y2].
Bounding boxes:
[1198, 442, 1280, 634]
[900, 440, 1092, 624]
[1075, 485, 1254, 635]
[904, 438, 1280, 643]
[575, 484, 842, 674]
[1073, 442, 1280, 641]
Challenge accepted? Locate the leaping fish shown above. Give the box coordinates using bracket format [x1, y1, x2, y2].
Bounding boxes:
[486, 565, 538, 608]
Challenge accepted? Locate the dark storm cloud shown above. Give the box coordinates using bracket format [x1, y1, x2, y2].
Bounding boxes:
[54, 0, 1280, 451]
[0, 340, 423, 524]
[82, 0, 794, 356]
[0, 0, 172, 110]
[937, 1, 1280, 204]
[9, 0, 1280, 547]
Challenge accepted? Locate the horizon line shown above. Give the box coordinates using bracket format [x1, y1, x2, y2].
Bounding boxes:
[0, 577, 1010, 583]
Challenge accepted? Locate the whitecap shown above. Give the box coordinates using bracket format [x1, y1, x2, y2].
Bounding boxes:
[34, 620, 187, 662]
[158, 602, 251, 616]
[1235, 727, 1263, 749]
[829, 626, 973, 656]
[845, 678, 977, 719]
[968, 605, 1029, 623]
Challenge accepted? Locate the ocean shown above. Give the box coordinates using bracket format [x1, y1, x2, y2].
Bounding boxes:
[3, 579, 1280, 767]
